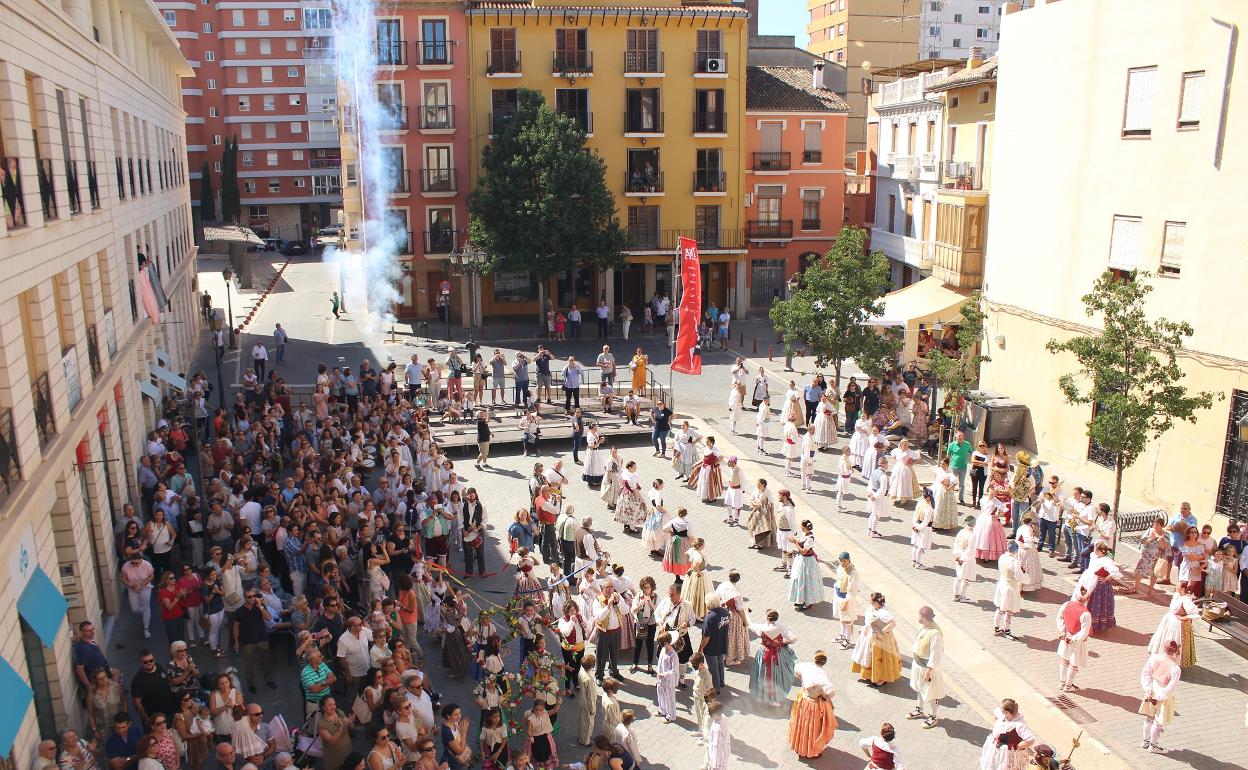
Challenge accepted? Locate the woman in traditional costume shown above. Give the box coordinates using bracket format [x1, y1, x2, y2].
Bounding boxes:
[673, 423, 701, 480]
[812, 393, 838, 449]
[746, 478, 776, 551]
[1139, 641, 1182, 754]
[978, 699, 1035, 770]
[612, 461, 647, 533]
[910, 488, 936, 569]
[787, 520, 824, 612]
[661, 509, 692, 579]
[680, 538, 711, 620]
[581, 424, 607, 488]
[716, 570, 751, 666]
[748, 610, 797, 706]
[974, 471, 1009, 561]
[1017, 517, 1043, 593]
[788, 652, 837, 759]
[641, 479, 670, 554]
[1072, 542, 1122, 632]
[690, 436, 724, 502]
[833, 552, 860, 649]
[849, 415, 872, 469]
[599, 448, 622, 509]
[1146, 582, 1199, 668]
[888, 439, 921, 502]
[851, 592, 902, 686]
[931, 457, 961, 530]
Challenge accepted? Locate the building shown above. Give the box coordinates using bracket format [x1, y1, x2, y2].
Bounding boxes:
[0, 0, 199, 762]
[980, 0, 1248, 523]
[744, 64, 848, 305]
[868, 61, 956, 287]
[463, 0, 750, 317]
[917, 0, 1010, 61]
[156, 0, 341, 238]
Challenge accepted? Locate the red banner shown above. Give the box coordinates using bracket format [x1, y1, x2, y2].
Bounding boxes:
[671, 237, 702, 375]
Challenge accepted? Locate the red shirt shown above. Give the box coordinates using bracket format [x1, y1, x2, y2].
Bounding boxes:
[177, 575, 203, 609]
[159, 587, 185, 620]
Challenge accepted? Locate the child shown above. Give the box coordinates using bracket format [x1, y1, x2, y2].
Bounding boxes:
[599, 677, 623, 738]
[1207, 549, 1225, 599]
[836, 446, 853, 512]
[755, 397, 771, 454]
[479, 707, 510, 770]
[655, 632, 678, 722]
[642, 305, 653, 335]
[614, 710, 642, 765]
[690, 652, 714, 745]
[187, 701, 213, 770]
[800, 430, 817, 492]
[546, 310, 556, 340]
[599, 380, 615, 414]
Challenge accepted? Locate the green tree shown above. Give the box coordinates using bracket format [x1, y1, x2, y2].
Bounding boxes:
[926, 291, 989, 442]
[467, 89, 627, 321]
[220, 136, 240, 223]
[199, 162, 216, 222]
[1045, 270, 1218, 548]
[769, 226, 901, 384]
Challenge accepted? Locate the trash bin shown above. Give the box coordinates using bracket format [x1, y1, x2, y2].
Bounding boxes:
[981, 399, 1028, 444]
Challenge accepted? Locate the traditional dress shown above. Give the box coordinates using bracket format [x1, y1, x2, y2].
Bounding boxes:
[655, 645, 678, 720]
[1147, 592, 1199, 668]
[716, 582, 751, 666]
[782, 422, 802, 471]
[974, 510, 1008, 561]
[722, 463, 745, 522]
[836, 456, 853, 508]
[747, 489, 777, 549]
[613, 469, 647, 530]
[1017, 527, 1043, 592]
[706, 714, 731, 770]
[867, 467, 890, 535]
[952, 525, 978, 600]
[525, 709, 558, 769]
[600, 454, 621, 508]
[779, 387, 801, 425]
[800, 430, 818, 491]
[813, 397, 838, 447]
[755, 404, 771, 451]
[860, 735, 905, 770]
[681, 548, 711, 620]
[833, 564, 860, 624]
[674, 428, 701, 478]
[1056, 598, 1092, 676]
[788, 662, 837, 758]
[751, 375, 770, 409]
[581, 429, 607, 487]
[861, 438, 885, 483]
[909, 623, 946, 713]
[788, 533, 824, 608]
[849, 417, 872, 467]
[851, 606, 902, 685]
[911, 502, 935, 556]
[727, 385, 744, 435]
[978, 709, 1035, 770]
[691, 449, 724, 502]
[1073, 556, 1122, 632]
[691, 664, 713, 734]
[1139, 653, 1181, 728]
[993, 551, 1024, 615]
[661, 518, 692, 576]
[641, 487, 670, 552]
[932, 468, 960, 530]
[748, 621, 797, 705]
[888, 447, 921, 501]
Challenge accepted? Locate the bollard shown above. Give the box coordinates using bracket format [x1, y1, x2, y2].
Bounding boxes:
[739, 331, 744, 347]
[753, 338, 757, 355]
[768, 344, 773, 361]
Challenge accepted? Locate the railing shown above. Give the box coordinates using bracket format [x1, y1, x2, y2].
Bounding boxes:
[694, 169, 725, 193]
[747, 220, 794, 239]
[486, 50, 521, 75]
[553, 50, 593, 74]
[31, 372, 55, 450]
[146, 159, 153, 192]
[421, 168, 455, 193]
[302, 46, 335, 58]
[417, 40, 453, 66]
[803, 149, 823, 163]
[693, 110, 726, 134]
[35, 158, 56, 219]
[309, 158, 340, 169]
[901, 77, 921, 101]
[380, 104, 409, 130]
[114, 156, 124, 198]
[391, 169, 411, 193]
[0, 406, 20, 507]
[376, 41, 407, 66]
[626, 228, 745, 252]
[694, 51, 727, 74]
[752, 152, 790, 171]
[419, 104, 455, 130]
[127, 158, 136, 198]
[627, 228, 660, 251]
[86, 323, 102, 381]
[66, 160, 81, 214]
[890, 154, 916, 178]
[880, 81, 902, 105]
[625, 170, 663, 194]
[558, 109, 593, 134]
[1, 156, 26, 228]
[400, 230, 414, 255]
[624, 111, 664, 134]
[942, 160, 984, 191]
[624, 50, 663, 74]
[801, 218, 822, 231]
[424, 228, 460, 255]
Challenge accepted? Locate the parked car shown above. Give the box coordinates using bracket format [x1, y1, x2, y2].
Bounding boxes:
[262, 238, 288, 252]
[316, 225, 343, 239]
[281, 240, 309, 256]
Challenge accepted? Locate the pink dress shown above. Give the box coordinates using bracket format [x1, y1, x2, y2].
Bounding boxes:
[973, 511, 1007, 561]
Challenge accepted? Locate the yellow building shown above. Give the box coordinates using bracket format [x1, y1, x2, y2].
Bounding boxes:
[465, 0, 750, 316]
[981, 0, 1248, 524]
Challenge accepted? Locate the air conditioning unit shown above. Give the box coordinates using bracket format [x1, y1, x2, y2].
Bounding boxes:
[706, 57, 726, 73]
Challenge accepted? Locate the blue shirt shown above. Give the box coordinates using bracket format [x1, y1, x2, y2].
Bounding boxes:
[564, 365, 583, 389]
[105, 724, 143, 764]
[72, 639, 110, 677]
[804, 384, 821, 402]
[283, 535, 308, 573]
[1168, 513, 1196, 548]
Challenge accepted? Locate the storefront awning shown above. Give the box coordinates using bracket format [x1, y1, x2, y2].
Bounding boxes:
[0, 656, 33, 754]
[17, 566, 68, 648]
[138, 379, 161, 401]
[149, 364, 187, 392]
[156, 348, 170, 366]
[865, 277, 971, 362]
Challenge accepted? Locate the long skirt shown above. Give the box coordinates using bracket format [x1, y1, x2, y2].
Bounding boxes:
[675, 449, 699, 478]
[788, 695, 837, 758]
[662, 534, 690, 576]
[1019, 548, 1043, 592]
[528, 733, 558, 769]
[641, 509, 670, 552]
[725, 609, 750, 666]
[600, 470, 620, 508]
[1181, 618, 1196, 668]
[614, 488, 647, 529]
[682, 570, 710, 620]
[932, 484, 960, 530]
[750, 644, 796, 703]
[443, 628, 471, 677]
[582, 449, 607, 487]
[888, 464, 921, 500]
[693, 466, 724, 501]
[788, 554, 824, 606]
[979, 743, 1030, 770]
[1088, 580, 1116, 632]
[974, 514, 1007, 561]
[851, 631, 903, 685]
[813, 414, 837, 446]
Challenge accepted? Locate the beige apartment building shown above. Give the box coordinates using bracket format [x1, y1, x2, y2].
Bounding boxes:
[0, 0, 198, 761]
[982, 0, 1248, 524]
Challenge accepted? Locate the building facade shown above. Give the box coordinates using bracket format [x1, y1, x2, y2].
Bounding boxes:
[156, 0, 341, 238]
[917, 0, 1008, 61]
[744, 64, 848, 306]
[0, 0, 199, 762]
[981, 0, 1248, 523]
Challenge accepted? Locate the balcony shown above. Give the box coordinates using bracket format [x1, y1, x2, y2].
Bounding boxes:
[693, 110, 727, 135]
[420, 168, 455, 194]
[694, 51, 728, 75]
[626, 228, 745, 252]
[31, 371, 55, 450]
[746, 220, 794, 240]
[625, 170, 663, 196]
[35, 158, 57, 219]
[424, 228, 461, 255]
[553, 50, 593, 75]
[752, 152, 790, 171]
[309, 158, 341, 169]
[624, 110, 664, 135]
[802, 149, 823, 164]
[380, 104, 409, 131]
[66, 160, 81, 214]
[486, 50, 521, 76]
[941, 160, 985, 191]
[558, 109, 593, 134]
[375, 41, 407, 66]
[127, 157, 136, 198]
[624, 50, 663, 75]
[2, 156, 27, 228]
[416, 40, 453, 66]
[0, 406, 20, 507]
[399, 230, 414, 255]
[627, 228, 660, 251]
[870, 228, 932, 271]
[419, 104, 455, 130]
[302, 46, 335, 58]
[694, 169, 725, 194]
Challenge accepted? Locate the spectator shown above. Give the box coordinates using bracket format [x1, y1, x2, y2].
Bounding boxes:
[232, 590, 276, 693]
[129, 650, 177, 730]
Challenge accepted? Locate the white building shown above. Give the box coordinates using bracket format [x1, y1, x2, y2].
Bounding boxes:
[919, 0, 1013, 61]
[869, 65, 954, 287]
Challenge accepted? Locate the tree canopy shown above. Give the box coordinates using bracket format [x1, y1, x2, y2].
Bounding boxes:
[199, 161, 216, 222]
[926, 291, 989, 425]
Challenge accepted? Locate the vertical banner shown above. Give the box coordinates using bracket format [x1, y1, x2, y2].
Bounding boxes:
[671, 237, 702, 375]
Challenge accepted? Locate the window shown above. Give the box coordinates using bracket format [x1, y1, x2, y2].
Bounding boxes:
[377, 19, 403, 65]
[346, 164, 357, 186]
[925, 120, 935, 152]
[952, 38, 961, 48]
[289, 94, 303, 106]
[950, 95, 960, 108]
[286, 39, 297, 52]
[1107, 215, 1142, 270]
[1160, 221, 1185, 276]
[930, 1, 940, 9]
[694, 89, 725, 133]
[1178, 71, 1204, 128]
[234, 39, 246, 54]
[206, 79, 217, 89]
[236, 68, 248, 84]
[244, 180, 256, 193]
[976, 28, 988, 38]
[291, 122, 302, 134]
[304, 8, 331, 29]
[313, 174, 340, 195]
[283, 9, 296, 22]
[928, 26, 940, 36]
[238, 96, 250, 111]
[420, 19, 450, 65]
[208, 106, 219, 118]
[257, 9, 269, 26]
[249, 205, 267, 218]
[489, 28, 519, 73]
[264, 123, 276, 139]
[978, 4, 990, 12]
[263, 95, 275, 111]
[239, 124, 252, 139]
[803, 122, 822, 162]
[888, 194, 897, 233]
[625, 29, 659, 73]
[261, 67, 273, 83]
[695, 148, 723, 190]
[554, 88, 591, 133]
[625, 88, 661, 133]
[232, 10, 243, 26]
[1123, 66, 1157, 137]
[163, 10, 175, 25]
[554, 28, 590, 72]
[493, 271, 538, 303]
[801, 189, 822, 230]
[627, 206, 660, 249]
[953, 13, 962, 22]
[695, 205, 720, 246]
[211, 134, 222, 145]
[292, 150, 304, 160]
[266, 151, 278, 166]
[695, 29, 724, 72]
[287, 67, 299, 78]
[213, 161, 221, 172]
[295, 178, 306, 188]
[242, 151, 254, 167]
[259, 39, 271, 55]
[268, 179, 280, 192]
[202, 22, 211, 33]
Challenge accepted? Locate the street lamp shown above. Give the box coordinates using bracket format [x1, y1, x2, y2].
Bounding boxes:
[222, 267, 236, 349]
[1237, 411, 1248, 442]
[449, 240, 487, 351]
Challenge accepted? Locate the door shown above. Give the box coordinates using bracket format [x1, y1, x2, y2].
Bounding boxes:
[377, 20, 402, 65]
[750, 259, 785, 308]
[377, 83, 402, 129]
[556, 29, 588, 71]
[421, 19, 448, 64]
[424, 146, 451, 192]
[705, 264, 726, 309]
[380, 146, 405, 190]
[760, 122, 782, 168]
[695, 205, 720, 248]
[422, 83, 450, 129]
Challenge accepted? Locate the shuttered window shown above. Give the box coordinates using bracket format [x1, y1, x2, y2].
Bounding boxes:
[1122, 66, 1157, 136]
[1160, 221, 1185, 276]
[1107, 215, 1143, 270]
[1177, 71, 1204, 128]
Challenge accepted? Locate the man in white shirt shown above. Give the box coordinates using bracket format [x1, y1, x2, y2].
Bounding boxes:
[596, 346, 616, 388]
[404, 355, 423, 402]
[592, 581, 626, 681]
[403, 673, 435, 732]
[596, 301, 611, 338]
[239, 494, 263, 535]
[568, 306, 582, 339]
[544, 460, 570, 492]
[335, 617, 373, 693]
[251, 342, 269, 381]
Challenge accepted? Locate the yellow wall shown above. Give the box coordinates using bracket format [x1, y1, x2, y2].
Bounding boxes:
[465, 3, 748, 258]
[943, 80, 994, 187]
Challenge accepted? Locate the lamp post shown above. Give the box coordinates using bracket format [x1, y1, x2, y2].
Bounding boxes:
[449, 240, 486, 349]
[222, 267, 236, 349]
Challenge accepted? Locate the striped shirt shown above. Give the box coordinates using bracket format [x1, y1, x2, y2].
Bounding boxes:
[283, 535, 308, 574]
[299, 661, 332, 702]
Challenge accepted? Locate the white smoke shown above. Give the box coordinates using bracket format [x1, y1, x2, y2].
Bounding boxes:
[330, 0, 403, 330]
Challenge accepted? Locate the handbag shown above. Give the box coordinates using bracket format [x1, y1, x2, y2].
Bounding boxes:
[351, 694, 373, 723]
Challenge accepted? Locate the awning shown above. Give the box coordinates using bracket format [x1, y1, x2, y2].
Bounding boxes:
[138, 379, 161, 401]
[149, 364, 187, 392]
[156, 348, 170, 366]
[0, 656, 33, 754]
[17, 566, 68, 648]
[865, 277, 971, 362]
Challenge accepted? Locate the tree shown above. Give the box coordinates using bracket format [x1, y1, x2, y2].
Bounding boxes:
[199, 162, 216, 222]
[220, 136, 240, 223]
[926, 291, 990, 442]
[467, 89, 627, 322]
[769, 226, 901, 384]
[1045, 270, 1218, 548]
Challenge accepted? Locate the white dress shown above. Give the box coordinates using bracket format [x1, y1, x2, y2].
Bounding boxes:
[887, 447, 920, 500]
[783, 422, 802, 460]
[993, 552, 1024, 613]
[1147, 593, 1199, 655]
[953, 527, 978, 583]
[1017, 527, 1043, 592]
[582, 429, 607, 481]
[978, 710, 1035, 770]
[832, 565, 860, 622]
[910, 503, 934, 550]
[722, 464, 745, 510]
[675, 429, 701, 477]
[779, 388, 800, 424]
[812, 399, 837, 446]
[848, 417, 871, 463]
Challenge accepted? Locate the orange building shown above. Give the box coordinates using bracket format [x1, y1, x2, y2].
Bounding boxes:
[744, 63, 847, 307]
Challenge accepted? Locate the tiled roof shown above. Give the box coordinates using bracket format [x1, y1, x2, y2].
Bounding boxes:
[746, 66, 849, 112]
[468, 2, 745, 12]
[924, 56, 998, 92]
